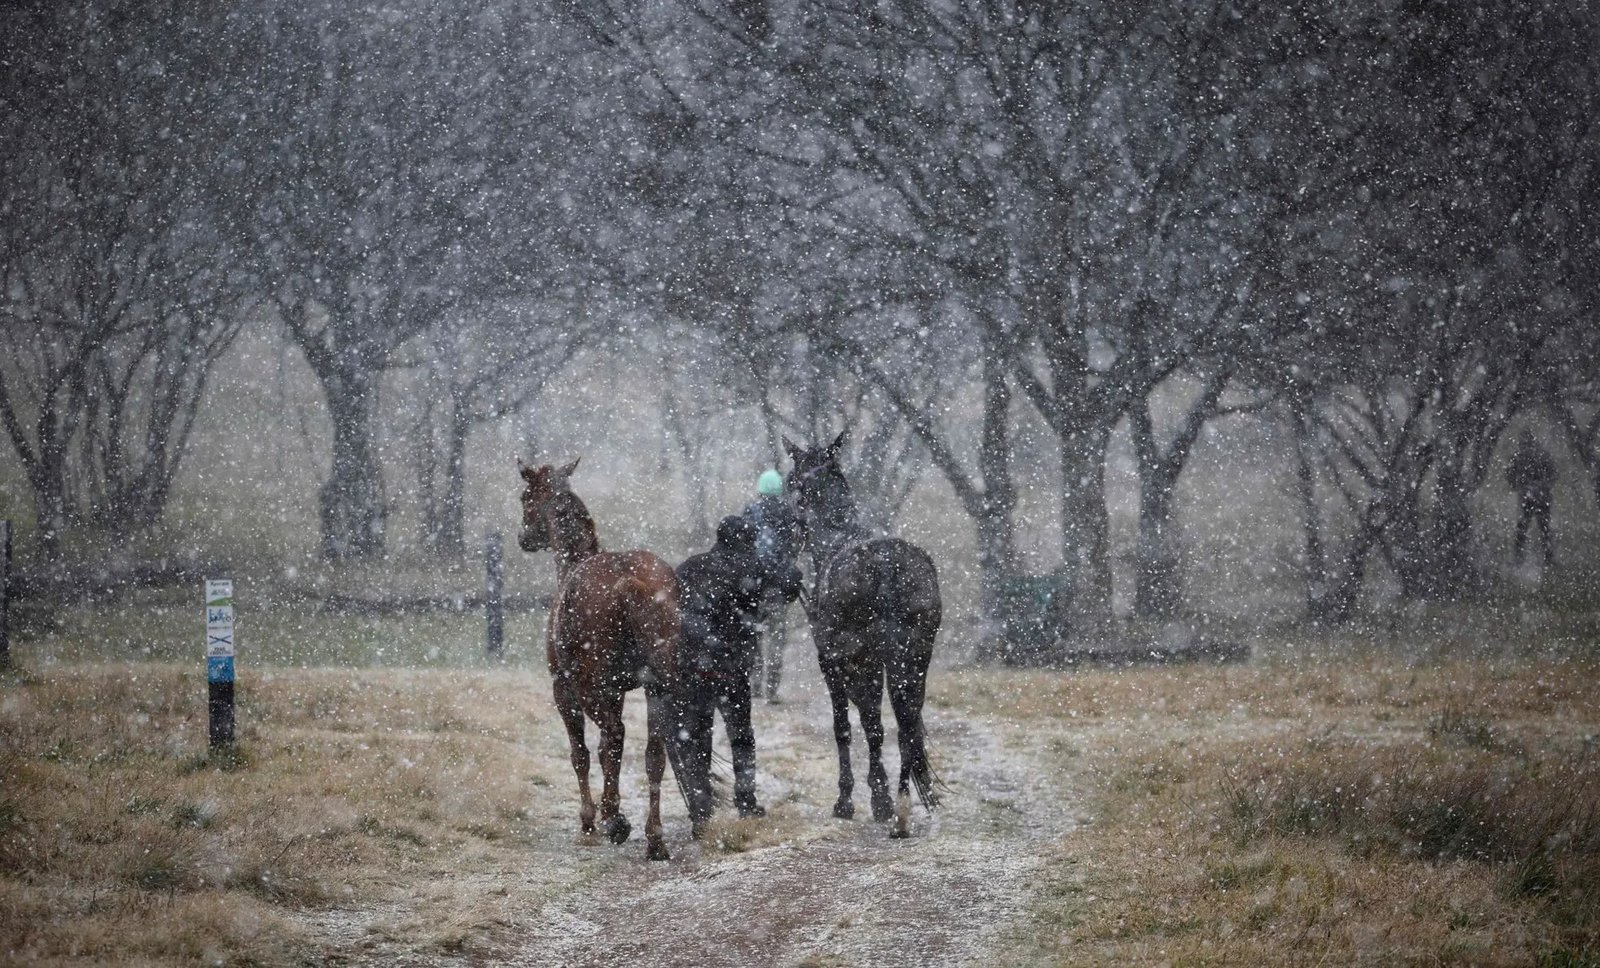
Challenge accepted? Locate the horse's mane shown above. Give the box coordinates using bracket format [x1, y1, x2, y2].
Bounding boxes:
[551, 489, 600, 559]
[814, 471, 870, 549]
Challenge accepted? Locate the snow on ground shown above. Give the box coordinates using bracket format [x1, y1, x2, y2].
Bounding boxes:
[502, 647, 1077, 968]
[293, 637, 1080, 967]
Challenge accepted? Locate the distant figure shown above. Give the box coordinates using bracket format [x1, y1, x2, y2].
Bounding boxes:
[744, 469, 804, 703]
[1505, 431, 1556, 568]
[676, 515, 800, 820]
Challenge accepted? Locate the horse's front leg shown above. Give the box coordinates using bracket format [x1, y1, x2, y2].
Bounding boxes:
[595, 702, 631, 845]
[554, 676, 596, 837]
[854, 664, 894, 823]
[642, 689, 672, 861]
[822, 659, 855, 820]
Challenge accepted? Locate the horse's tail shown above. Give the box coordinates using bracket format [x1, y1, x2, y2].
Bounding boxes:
[876, 541, 943, 811]
[620, 561, 717, 823]
[619, 566, 682, 695]
[885, 641, 941, 811]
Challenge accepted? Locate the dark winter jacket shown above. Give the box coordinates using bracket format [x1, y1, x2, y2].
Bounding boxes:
[742, 494, 803, 584]
[677, 516, 793, 681]
[1506, 444, 1556, 507]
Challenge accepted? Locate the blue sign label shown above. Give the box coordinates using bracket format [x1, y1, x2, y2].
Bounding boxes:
[207, 656, 235, 684]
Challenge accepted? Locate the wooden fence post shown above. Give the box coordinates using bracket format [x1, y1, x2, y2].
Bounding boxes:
[486, 531, 504, 659]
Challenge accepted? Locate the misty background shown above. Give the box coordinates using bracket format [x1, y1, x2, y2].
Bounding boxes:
[3, 0, 1598, 659]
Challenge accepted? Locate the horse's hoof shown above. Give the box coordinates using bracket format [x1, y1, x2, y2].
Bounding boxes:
[691, 820, 709, 840]
[888, 826, 911, 840]
[646, 838, 670, 862]
[871, 797, 895, 823]
[606, 815, 632, 844]
[832, 800, 854, 820]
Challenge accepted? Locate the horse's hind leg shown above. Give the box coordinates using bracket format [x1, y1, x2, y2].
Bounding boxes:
[823, 660, 855, 820]
[643, 689, 671, 861]
[854, 664, 894, 823]
[887, 621, 937, 838]
[595, 702, 631, 844]
[554, 677, 597, 837]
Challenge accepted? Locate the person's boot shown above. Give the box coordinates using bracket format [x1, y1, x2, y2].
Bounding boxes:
[734, 786, 766, 818]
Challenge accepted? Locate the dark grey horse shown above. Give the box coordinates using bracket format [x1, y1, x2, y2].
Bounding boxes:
[785, 432, 942, 838]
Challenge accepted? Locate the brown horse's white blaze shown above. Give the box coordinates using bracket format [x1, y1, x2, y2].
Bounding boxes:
[519, 458, 684, 862]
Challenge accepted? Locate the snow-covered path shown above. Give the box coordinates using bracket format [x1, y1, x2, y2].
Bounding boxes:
[501, 651, 1080, 968]
[283, 642, 1080, 967]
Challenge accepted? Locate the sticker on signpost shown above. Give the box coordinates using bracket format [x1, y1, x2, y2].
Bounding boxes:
[208, 655, 235, 683]
[207, 631, 235, 657]
[204, 579, 235, 658]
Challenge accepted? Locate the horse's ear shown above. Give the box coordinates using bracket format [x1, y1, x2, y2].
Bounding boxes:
[556, 457, 580, 485]
[519, 460, 537, 483]
[825, 430, 847, 462]
[782, 436, 803, 463]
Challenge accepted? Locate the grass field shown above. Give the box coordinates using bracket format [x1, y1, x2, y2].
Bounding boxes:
[2, 598, 1597, 966]
[932, 633, 1600, 966]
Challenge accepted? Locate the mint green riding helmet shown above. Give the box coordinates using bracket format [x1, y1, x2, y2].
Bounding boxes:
[757, 469, 784, 496]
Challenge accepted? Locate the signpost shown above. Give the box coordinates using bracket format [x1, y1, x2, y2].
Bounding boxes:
[205, 578, 235, 749]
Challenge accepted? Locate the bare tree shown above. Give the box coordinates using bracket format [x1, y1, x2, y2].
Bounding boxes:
[403, 300, 586, 556]
[1272, 0, 1600, 619]
[0, 3, 245, 559]
[213, 2, 595, 558]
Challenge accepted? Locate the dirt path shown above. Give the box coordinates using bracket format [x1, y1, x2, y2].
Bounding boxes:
[495, 655, 1079, 968]
[288, 650, 1079, 967]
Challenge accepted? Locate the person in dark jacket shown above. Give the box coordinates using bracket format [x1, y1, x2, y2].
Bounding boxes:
[676, 514, 801, 823]
[1506, 431, 1557, 567]
[744, 469, 804, 703]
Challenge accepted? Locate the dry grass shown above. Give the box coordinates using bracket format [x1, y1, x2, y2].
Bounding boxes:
[933, 650, 1600, 967]
[0, 660, 587, 965]
[695, 806, 814, 855]
[4, 615, 1597, 965]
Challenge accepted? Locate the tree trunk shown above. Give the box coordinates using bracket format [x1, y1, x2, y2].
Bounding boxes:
[1312, 538, 1369, 625]
[28, 410, 72, 564]
[1059, 424, 1113, 633]
[1425, 456, 1475, 598]
[30, 464, 67, 564]
[663, 383, 711, 545]
[975, 337, 1018, 640]
[1130, 398, 1182, 620]
[1292, 411, 1328, 611]
[1133, 484, 1182, 620]
[434, 402, 472, 558]
[316, 365, 387, 559]
[416, 403, 442, 553]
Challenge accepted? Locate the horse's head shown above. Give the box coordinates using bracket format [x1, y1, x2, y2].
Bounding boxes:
[518, 457, 580, 553]
[783, 431, 851, 527]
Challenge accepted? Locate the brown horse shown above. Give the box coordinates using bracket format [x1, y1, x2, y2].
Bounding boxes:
[518, 458, 688, 861]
